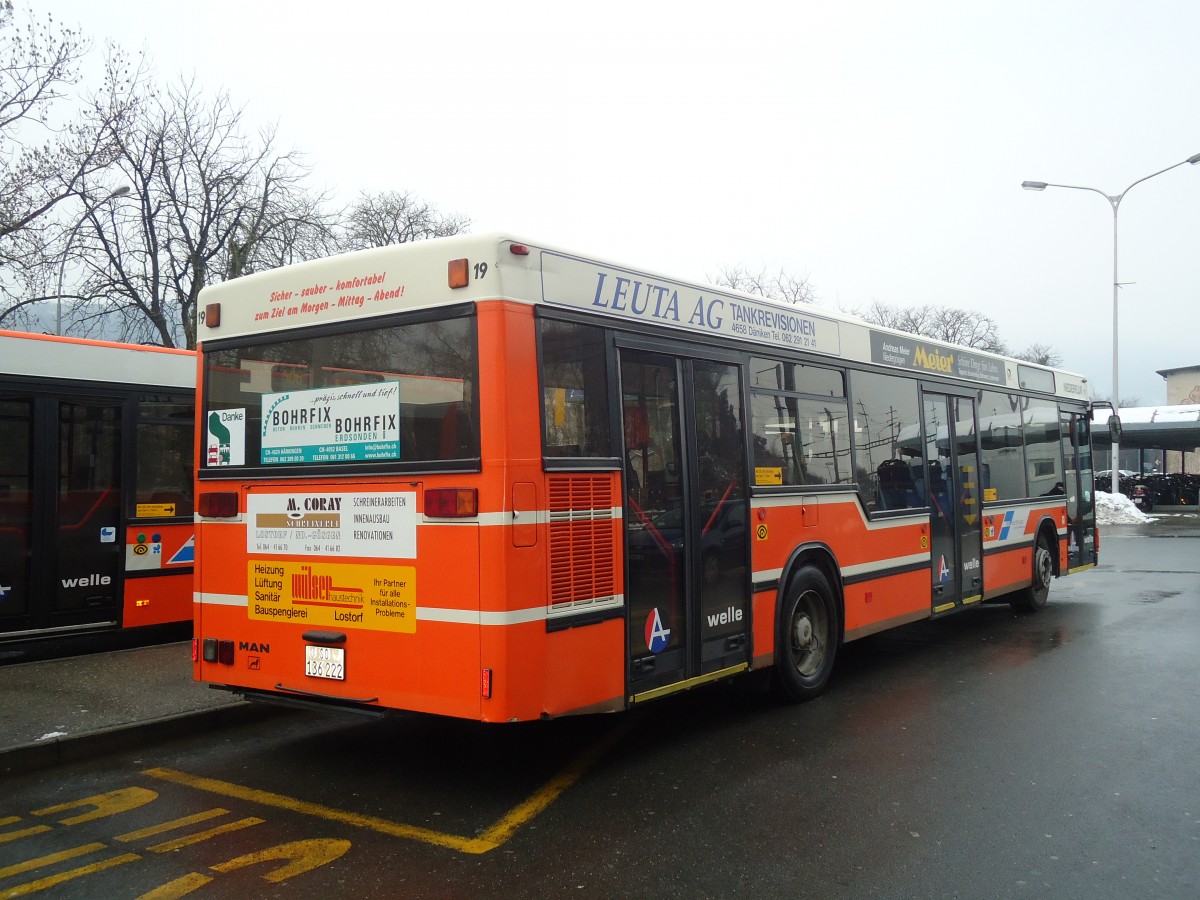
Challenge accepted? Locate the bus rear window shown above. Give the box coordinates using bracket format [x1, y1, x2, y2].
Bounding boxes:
[202, 317, 478, 469]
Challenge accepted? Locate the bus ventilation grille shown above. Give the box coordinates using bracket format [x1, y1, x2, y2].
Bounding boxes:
[547, 474, 617, 614]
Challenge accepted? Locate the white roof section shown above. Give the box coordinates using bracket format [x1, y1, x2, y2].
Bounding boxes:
[0, 330, 195, 389]
[196, 232, 1090, 400]
[1092, 404, 1200, 424]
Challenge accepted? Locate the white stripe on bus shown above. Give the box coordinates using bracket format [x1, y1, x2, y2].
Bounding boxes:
[192, 593, 624, 626]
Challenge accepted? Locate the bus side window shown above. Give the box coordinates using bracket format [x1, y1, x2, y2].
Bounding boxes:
[877, 458, 919, 510]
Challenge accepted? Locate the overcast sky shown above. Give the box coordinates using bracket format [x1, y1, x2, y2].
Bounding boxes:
[38, 0, 1200, 406]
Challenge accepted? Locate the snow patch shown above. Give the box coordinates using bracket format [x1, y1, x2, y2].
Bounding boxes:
[1095, 491, 1154, 525]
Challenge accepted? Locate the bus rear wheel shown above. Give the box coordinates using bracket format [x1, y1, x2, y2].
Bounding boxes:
[773, 567, 840, 702]
[1011, 532, 1054, 612]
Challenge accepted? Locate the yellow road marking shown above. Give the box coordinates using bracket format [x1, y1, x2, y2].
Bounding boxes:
[0, 842, 106, 879]
[211, 838, 352, 882]
[0, 849, 140, 899]
[475, 721, 628, 848]
[146, 818, 264, 853]
[115, 809, 231, 843]
[32, 788, 157, 826]
[143, 767, 486, 853]
[136, 872, 213, 899]
[144, 720, 628, 855]
[0, 825, 51, 846]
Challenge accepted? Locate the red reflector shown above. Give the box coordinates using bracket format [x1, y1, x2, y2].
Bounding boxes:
[481, 667, 493, 699]
[425, 487, 478, 518]
[198, 491, 239, 518]
[509, 243, 530, 256]
[191, 638, 199, 662]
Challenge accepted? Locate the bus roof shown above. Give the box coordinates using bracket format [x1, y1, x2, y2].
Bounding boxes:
[0, 330, 195, 389]
[196, 233, 1089, 401]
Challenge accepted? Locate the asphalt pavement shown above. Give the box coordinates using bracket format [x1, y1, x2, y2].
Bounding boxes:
[0, 510, 1192, 779]
[0, 640, 261, 775]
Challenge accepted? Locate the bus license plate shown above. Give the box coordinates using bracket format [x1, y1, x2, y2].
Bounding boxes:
[305, 645, 345, 681]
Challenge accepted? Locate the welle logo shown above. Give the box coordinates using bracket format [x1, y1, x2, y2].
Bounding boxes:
[61, 573, 112, 588]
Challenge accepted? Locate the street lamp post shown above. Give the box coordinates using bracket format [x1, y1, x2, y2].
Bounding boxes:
[56, 185, 132, 336]
[1021, 152, 1200, 482]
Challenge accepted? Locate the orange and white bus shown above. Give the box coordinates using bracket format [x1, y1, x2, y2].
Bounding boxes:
[192, 234, 1101, 720]
[1, 331, 195, 642]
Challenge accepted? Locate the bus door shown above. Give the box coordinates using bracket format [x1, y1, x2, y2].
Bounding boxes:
[619, 346, 750, 695]
[0, 394, 123, 636]
[922, 392, 983, 612]
[1060, 410, 1097, 570]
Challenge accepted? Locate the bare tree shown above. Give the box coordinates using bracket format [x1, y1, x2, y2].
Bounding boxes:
[67, 77, 336, 348]
[1091, 392, 1141, 409]
[1010, 342, 1062, 367]
[0, 2, 142, 285]
[710, 265, 816, 305]
[850, 299, 1005, 352]
[338, 190, 469, 252]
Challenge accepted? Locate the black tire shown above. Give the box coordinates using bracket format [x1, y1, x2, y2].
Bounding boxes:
[772, 567, 840, 702]
[1011, 531, 1054, 612]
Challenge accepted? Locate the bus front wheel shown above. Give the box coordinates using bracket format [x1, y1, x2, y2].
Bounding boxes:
[773, 567, 840, 702]
[1011, 532, 1054, 612]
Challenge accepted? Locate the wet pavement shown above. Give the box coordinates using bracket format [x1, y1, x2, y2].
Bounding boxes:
[0, 641, 254, 774]
[0, 509, 1194, 777]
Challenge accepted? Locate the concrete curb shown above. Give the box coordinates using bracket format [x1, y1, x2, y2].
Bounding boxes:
[1, 702, 290, 776]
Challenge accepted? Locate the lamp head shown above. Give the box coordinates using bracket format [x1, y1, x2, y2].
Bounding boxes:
[1021, 181, 1048, 191]
[1187, 153, 1200, 165]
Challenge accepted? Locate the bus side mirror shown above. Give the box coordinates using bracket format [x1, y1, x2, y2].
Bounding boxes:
[1107, 414, 1122, 440]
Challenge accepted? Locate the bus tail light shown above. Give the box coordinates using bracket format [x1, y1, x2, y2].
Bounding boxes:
[425, 488, 478, 518]
[198, 491, 239, 518]
[201, 638, 235, 664]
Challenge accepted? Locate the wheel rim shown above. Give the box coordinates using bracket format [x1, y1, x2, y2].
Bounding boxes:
[790, 589, 828, 677]
[1035, 543, 1053, 590]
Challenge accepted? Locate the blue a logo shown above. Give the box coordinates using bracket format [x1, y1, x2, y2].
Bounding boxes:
[644, 608, 671, 653]
[938, 555, 951, 583]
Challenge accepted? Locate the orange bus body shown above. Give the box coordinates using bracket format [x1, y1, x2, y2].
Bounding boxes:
[192, 235, 1098, 721]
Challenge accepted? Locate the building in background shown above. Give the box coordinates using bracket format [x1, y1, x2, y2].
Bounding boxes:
[1157, 365, 1200, 474]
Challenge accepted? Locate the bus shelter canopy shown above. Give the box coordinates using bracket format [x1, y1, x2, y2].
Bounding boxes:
[1092, 405, 1200, 451]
